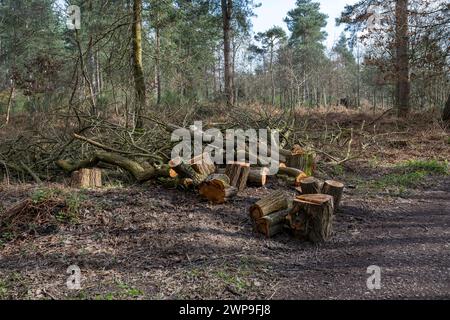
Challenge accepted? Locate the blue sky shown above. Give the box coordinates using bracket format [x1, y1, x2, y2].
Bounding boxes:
[252, 0, 356, 49]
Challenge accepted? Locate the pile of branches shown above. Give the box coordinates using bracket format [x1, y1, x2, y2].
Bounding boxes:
[0, 195, 71, 241]
[0, 104, 364, 184]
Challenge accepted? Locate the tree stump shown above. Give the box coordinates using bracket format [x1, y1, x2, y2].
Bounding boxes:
[71, 168, 102, 188]
[249, 190, 290, 220]
[225, 161, 250, 191]
[321, 180, 344, 210]
[247, 168, 268, 187]
[277, 167, 308, 186]
[189, 152, 216, 177]
[198, 174, 237, 204]
[256, 209, 289, 238]
[299, 177, 321, 194]
[287, 194, 334, 243]
[285, 148, 316, 176]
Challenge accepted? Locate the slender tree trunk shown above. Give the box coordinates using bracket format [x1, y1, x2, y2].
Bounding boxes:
[75, 30, 97, 115]
[442, 93, 450, 122]
[218, 48, 223, 93]
[132, 0, 147, 129]
[356, 42, 361, 109]
[96, 50, 101, 94]
[221, 0, 234, 106]
[395, 0, 410, 117]
[270, 45, 275, 105]
[155, 25, 162, 105]
[5, 84, 15, 125]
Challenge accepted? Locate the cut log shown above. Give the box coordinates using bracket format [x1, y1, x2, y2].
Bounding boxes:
[299, 177, 321, 194]
[247, 168, 268, 187]
[256, 209, 289, 238]
[198, 174, 237, 204]
[287, 194, 334, 243]
[225, 161, 250, 191]
[249, 190, 290, 220]
[169, 169, 178, 178]
[321, 180, 344, 210]
[169, 157, 208, 186]
[189, 152, 216, 177]
[71, 168, 102, 188]
[277, 167, 308, 186]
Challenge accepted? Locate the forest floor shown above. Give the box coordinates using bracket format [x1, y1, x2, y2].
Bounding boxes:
[0, 108, 449, 300]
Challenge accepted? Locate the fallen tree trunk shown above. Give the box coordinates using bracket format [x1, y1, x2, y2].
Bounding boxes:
[56, 152, 170, 183]
[277, 167, 308, 186]
[198, 174, 238, 204]
[249, 190, 290, 220]
[287, 194, 334, 243]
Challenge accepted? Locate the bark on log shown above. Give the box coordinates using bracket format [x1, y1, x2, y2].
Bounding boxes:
[56, 152, 170, 183]
[71, 168, 102, 188]
[198, 174, 237, 204]
[169, 157, 208, 186]
[299, 177, 321, 194]
[321, 180, 344, 210]
[277, 167, 308, 186]
[225, 161, 250, 191]
[189, 152, 216, 177]
[247, 168, 268, 187]
[256, 209, 289, 238]
[249, 190, 290, 220]
[287, 194, 334, 243]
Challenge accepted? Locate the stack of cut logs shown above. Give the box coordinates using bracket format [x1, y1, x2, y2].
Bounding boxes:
[249, 178, 344, 243]
[64, 141, 343, 242]
[165, 147, 318, 205]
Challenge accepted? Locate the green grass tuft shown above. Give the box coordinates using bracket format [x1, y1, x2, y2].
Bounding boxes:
[396, 160, 449, 175]
[370, 160, 448, 191]
[373, 171, 426, 189]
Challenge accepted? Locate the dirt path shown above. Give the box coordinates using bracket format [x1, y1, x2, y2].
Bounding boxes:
[0, 177, 449, 300]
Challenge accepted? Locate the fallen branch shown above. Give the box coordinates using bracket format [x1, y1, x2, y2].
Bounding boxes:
[56, 152, 171, 183]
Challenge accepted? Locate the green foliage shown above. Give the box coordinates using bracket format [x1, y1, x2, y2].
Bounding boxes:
[31, 188, 58, 203]
[59, 193, 85, 223]
[285, 0, 328, 53]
